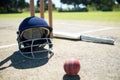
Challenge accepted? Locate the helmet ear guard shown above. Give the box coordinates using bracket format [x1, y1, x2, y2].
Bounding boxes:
[17, 16, 53, 59]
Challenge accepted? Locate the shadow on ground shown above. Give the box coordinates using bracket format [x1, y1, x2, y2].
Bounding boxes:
[0, 51, 52, 70]
[63, 74, 80, 80]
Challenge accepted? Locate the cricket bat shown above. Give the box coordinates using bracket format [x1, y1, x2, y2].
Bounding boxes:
[53, 31, 114, 45]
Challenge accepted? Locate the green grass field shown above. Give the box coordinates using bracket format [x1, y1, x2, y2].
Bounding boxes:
[0, 11, 120, 21]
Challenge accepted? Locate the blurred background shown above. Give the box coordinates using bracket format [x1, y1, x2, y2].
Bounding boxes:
[0, 0, 120, 13]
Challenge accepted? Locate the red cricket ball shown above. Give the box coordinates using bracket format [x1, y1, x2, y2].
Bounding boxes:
[64, 58, 80, 75]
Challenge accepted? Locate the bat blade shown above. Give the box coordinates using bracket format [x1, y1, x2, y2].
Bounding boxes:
[53, 31, 114, 45]
[80, 35, 114, 45]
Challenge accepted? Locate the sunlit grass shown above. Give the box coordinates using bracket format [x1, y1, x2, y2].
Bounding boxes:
[0, 11, 120, 21]
[52, 11, 120, 21]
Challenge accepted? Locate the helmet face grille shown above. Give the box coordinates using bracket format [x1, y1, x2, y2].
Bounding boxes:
[17, 27, 53, 59]
[18, 37, 53, 59]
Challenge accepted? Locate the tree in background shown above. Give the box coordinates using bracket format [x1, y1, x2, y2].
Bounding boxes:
[0, 0, 29, 13]
[37, 0, 48, 11]
[17, 0, 29, 12]
[60, 0, 88, 12]
[61, 0, 82, 8]
[60, 0, 116, 11]
[60, 0, 72, 5]
[0, 0, 12, 13]
[116, 0, 120, 3]
[90, 0, 115, 11]
[36, 0, 56, 12]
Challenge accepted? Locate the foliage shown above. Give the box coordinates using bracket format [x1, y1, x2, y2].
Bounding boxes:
[60, 0, 116, 11]
[60, 0, 87, 8]
[37, 0, 48, 11]
[58, 8, 88, 12]
[116, 0, 120, 3]
[17, 0, 29, 12]
[36, 0, 56, 12]
[90, 0, 115, 11]
[0, 0, 29, 13]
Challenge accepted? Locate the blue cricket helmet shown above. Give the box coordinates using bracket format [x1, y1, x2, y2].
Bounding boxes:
[19, 16, 52, 34]
[17, 16, 53, 59]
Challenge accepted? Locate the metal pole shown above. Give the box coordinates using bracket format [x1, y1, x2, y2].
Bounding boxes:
[40, 0, 44, 18]
[30, 0, 35, 16]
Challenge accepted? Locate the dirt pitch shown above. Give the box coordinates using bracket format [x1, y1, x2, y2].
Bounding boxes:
[0, 18, 120, 80]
